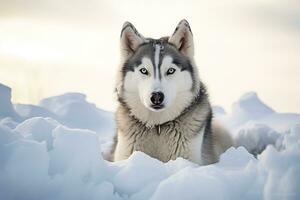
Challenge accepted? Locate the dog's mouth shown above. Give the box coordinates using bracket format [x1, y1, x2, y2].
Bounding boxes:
[150, 104, 165, 111]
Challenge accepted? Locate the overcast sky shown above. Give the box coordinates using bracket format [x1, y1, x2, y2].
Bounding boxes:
[0, 0, 299, 113]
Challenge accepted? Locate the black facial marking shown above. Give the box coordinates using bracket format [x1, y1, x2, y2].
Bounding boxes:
[152, 39, 165, 80]
[158, 44, 164, 80]
[123, 59, 141, 73]
[151, 41, 157, 78]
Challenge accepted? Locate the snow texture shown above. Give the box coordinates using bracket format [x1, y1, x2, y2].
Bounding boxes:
[0, 84, 299, 200]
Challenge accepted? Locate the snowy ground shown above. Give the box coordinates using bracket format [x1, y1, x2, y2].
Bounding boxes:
[0, 83, 300, 200]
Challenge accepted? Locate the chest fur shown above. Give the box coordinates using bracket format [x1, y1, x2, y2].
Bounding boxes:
[115, 122, 205, 164]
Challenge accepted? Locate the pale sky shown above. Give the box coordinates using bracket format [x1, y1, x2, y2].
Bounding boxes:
[0, 0, 299, 113]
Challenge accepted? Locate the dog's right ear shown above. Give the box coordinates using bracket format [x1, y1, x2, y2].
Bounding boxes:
[168, 19, 194, 58]
[120, 22, 146, 58]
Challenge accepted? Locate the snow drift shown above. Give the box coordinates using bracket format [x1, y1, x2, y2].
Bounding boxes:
[0, 83, 299, 200]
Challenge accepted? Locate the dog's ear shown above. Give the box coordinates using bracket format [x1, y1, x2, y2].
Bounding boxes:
[168, 19, 194, 58]
[120, 22, 146, 58]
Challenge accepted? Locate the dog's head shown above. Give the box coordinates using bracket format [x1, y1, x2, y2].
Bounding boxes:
[116, 20, 201, 126]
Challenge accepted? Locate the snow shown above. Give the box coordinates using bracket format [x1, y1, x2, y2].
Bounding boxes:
[0, 83, 21, 121]
[14, 103, 59, 120]
[14, 117, 59, 150]
[212, 106, 226, 117]
[218, 92, 274, 130]
[218, 92, 300, 133]
[38, 92, 115, 135]
[234, 122, 281, 155]
[0, 83, 300, 200]
[0, 117, 19, 129]
[13, 92, 116, 138]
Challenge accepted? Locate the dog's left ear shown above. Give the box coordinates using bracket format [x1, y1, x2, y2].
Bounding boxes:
[168, 19, 194, 58]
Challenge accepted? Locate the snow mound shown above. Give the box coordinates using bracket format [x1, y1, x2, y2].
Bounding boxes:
[213, 106, 226, 117]
[235, 122, 281, 155]
[0, 84, 21, 121]
[14, 117, 59, 150]
[0, 123, 22, 146]
[259, 140, 300, 200]
[233, 92, 274, 118]
[260, 113, 300, 132]
[0, 117, 19, 129]
[234, 92, 274, 116]
[0, 124, 119, 200]
[39, 93, 115, 135]
[223, 92, 274, 129]
[49, 125, 107, 177]
[217, 92, 300, 134]
[14, 103, 59, 120]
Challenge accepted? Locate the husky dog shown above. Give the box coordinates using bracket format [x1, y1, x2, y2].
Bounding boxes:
[109, 20, 233, 165]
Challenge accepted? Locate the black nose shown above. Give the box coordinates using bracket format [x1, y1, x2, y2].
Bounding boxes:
[150, 92, 164, 105]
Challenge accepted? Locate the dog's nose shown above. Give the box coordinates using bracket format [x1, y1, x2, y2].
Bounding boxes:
[150, 92, 164, 105]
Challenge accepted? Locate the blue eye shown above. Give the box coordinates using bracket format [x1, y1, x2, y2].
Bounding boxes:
[140, 68, 149, 75]
[166, 68, 176, 75]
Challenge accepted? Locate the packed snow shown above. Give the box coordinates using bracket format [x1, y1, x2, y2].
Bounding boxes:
[0, 83, 299, 200]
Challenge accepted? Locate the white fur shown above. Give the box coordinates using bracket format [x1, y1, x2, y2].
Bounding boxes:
[123, 56, 195, 127]
[114, 131, 132, 161]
